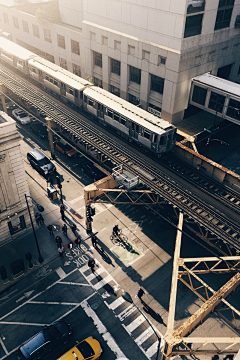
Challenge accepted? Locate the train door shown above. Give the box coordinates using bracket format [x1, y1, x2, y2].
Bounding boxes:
[60, 82, 66, 96]
[97, 103, 104, 119]
[129, 122, 138, 140]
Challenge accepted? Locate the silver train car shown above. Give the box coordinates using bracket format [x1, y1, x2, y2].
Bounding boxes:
[0, 37, 176, 154]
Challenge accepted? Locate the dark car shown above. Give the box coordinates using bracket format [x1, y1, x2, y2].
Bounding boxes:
[81, 161, 105, 182]
[30, 121, 48, 139]
[17, 320, 72, 360]
[27, 148, 55, 177]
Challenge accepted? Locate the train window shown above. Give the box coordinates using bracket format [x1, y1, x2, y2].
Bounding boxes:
[120, 117, 126, 126]
[114, 114, 119, 122]
[192, 85, 207, 106]
[208, 91, 225, 112]
[45, 75, 49, 81]
[89, 99, 94, 106]
[136, 124, 139, 133]
[143, 129, 150, 140]
[69, 87, 74, 95]
[84, 96, 87, 103]
[160, 136, 166, 145]
[75, 90, 78, 98]
[49, 77, 53, 84]
[152, 134, 157, 143]
[132, 122, 134, 131]
[107, 109, 113, 118]
[54, 79, 58, 86]
[18, 60, 23, 66]
[138, 126, 142, 135]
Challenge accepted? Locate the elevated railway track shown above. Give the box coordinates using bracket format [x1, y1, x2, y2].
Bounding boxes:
[0, 64, 240, 251]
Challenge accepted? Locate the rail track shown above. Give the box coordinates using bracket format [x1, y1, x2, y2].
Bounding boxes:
[0, 64, 240, 250]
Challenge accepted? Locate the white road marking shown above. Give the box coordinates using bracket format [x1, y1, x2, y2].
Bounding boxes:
[0, 289, 18, 301]
[81, 300, 126, 359]
[69, 195, 84, 204]
[117, 304, 137, 321]
[56, 267, 66, 279]
[59, 281, 91, 286]
[134, 327, 154, 346]
[108, 297, 125, 310]
[30, 301, 79, 305]
[0, 337, 8, 355]
[86, 273, 96, 281]
[125, 314, 146, 332]
[93, 275, 112, 290]
[145, 341, 158, 358]
[0, 321, 45, 326]
[16, 290, 34, 303]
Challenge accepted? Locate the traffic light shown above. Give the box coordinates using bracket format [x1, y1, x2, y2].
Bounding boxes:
[86, 206, 92, 223]
[206, 138, 210, 146]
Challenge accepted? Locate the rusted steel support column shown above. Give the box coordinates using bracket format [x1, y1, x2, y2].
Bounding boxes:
[46, 117, 55, 159]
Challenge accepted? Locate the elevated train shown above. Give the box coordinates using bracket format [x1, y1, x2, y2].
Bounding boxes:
[0, 37, 176, 155]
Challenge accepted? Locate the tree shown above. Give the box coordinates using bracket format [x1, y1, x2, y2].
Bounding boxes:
[35, 2, 61, 24]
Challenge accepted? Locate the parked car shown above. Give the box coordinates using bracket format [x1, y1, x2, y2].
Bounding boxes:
[17, 320, 72, 360]
[30, 121, 48, 139]
[81, 161, 105, 182]
[57, 337, 102, 360]
[12, 108, 31, 125]
[27, 148, 55, 177]
[54, 139, 77, 158]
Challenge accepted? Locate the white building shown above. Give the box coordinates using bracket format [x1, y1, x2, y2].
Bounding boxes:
[0, 110, 32, 245]
[0, 0, 240, 124]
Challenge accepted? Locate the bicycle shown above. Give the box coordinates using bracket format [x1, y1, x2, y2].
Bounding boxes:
[110, 229, 131, 250]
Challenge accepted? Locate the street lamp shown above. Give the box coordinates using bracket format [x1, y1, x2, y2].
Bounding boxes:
[25, 194, 44, 263]
[121, 291, 162, 360]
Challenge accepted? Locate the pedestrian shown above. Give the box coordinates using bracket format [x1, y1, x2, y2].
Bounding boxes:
[211, 355, 219, 360]
[137, 288, 145, 302]
[88, 258, 95, 273]
[75, 236, 81, 248]
[68, 241, 73, 253]
[58, 246, 64, 257]
[39, 213, 44, 225]
[71, 223, 77, 235]
[60, 204, 65, 221]
[56, 236, 63, 248]
[47, 176, 54, 187]
[35, 213, 40, 226]
[47, 224, 54, 235]
[91, 235, 98, 248]
[223, 356, 234, 360]
[62, 224, 67, 237]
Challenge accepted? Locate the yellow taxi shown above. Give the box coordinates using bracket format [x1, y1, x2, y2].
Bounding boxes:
[57, 337, 102, 360]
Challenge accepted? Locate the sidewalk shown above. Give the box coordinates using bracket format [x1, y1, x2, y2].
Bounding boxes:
[0, 170, 89, 294]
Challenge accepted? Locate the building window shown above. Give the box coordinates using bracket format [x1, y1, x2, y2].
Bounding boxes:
[150, 75, 164, 94]
[102, 36, 108, 45]
[129, 66, 141, 84]
[93, 77, 103, 88]
[93, 51, 102, 68]
[44, 29, 52, 43]
[114, 40, 121, 50]
[22, 20, 29, 33]
[158, 56, 166, 65]
[73, 64, 81, 77]
[128, 94, 140, 105]
[128, 45, 135, 55]
[184, 14, 203, 38]
[13, 16, 19, 29]
[8, 216, 26, 235]
[32, 24, 40, 38]
[192, 85, 207, 106]
[208, 91, 226, 112]
[59, 57, 67, 70]
[215, 0, 235, 30]
[57, 34, 65, 49]
[142, 50, 150, 61]
[110, 85, 120, 97]
[110, 58, 121, 76]
[3, 13, 9, 24]
[71, 40, 80, 55]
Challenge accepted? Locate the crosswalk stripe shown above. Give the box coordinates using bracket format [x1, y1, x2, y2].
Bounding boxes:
[80, 265, 88, 273]
[125, 314, 146, 332]
[93, 275, 112, 290]
[69, 195, 84, 204]
[135, 327, 154, 346]
[145, 341, 158, 358]
[86, 273, 95, 281]
[117, 304, 136, 321]
[108, 297, 125, 310]
[55, 267, 66, 279]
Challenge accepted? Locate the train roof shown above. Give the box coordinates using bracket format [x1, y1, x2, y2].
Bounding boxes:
[193, 73, 240, 97]
[84, 86, 175, 133]
[28, 57, 91, 90]
[0, 37, 35, 60]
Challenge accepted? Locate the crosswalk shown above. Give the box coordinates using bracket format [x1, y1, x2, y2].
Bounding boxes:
[77, 260, 163, 360]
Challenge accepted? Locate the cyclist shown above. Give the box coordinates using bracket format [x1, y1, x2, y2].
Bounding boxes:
[113, 224, 119, 236]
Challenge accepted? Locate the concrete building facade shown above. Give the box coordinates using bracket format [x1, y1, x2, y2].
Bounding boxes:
[0, 0, 240, 123]
[0, 111, 32, 245]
